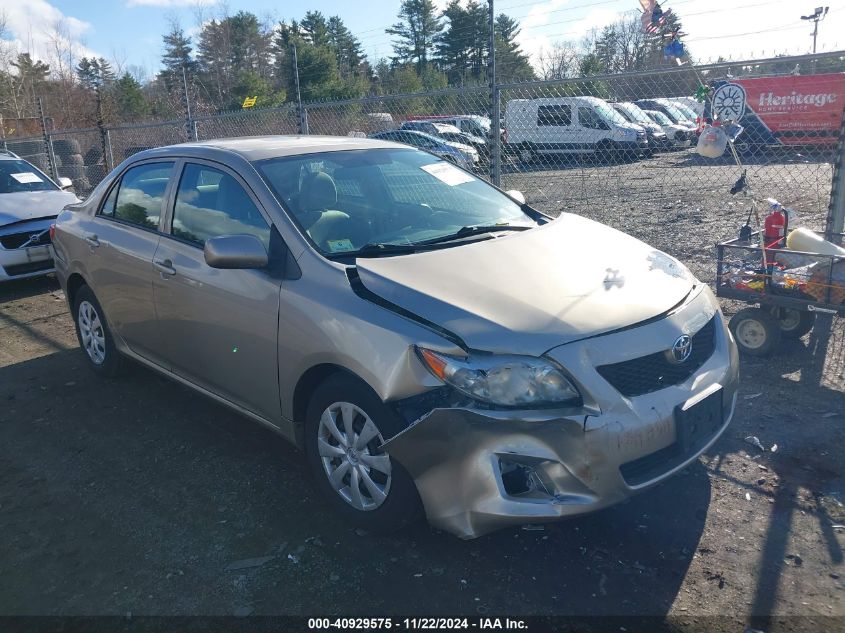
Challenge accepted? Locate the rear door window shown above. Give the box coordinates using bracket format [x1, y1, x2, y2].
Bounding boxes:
[108, 162, 174, 230]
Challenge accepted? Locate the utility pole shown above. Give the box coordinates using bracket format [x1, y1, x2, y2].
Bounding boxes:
[182, 64, 196, 141]
[801, 6, 829, 71]
[488, 0, 501, 187]
[36, 97, 57, 181]
[292, 43, 308, 135]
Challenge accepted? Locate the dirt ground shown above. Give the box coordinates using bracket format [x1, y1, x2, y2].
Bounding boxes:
[1, 151, 844, 631]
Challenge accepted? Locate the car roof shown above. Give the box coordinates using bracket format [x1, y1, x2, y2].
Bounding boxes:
[131, 135, 407, 162]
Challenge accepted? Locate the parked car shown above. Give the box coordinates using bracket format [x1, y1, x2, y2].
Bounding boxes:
[0, 151, 78, 282]
[610, 102, 669, 153]
[668, 100, 702, 130]
[635, 98, 698, 133]
[642, 110, 694, 148]
[505, 96, 648, 163]
[401, 121, 488, 160]
[53, 136, 739, 539]
[674, 96, 704, 118]
[407, 114, 495, 142]
[369, 129, 479, 170]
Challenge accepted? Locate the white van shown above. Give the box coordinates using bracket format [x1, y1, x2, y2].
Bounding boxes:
[505, 96, 648, 163]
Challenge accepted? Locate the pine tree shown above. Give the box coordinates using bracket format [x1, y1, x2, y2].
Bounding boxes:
[160, 24, 196, 91]
[300, 11, 330, 47]
[494, 14, 534, 82]
[76, 57, 116, 90]
[113, 72, 149, 121]
[326, 16, 364, 78]
[386, 0, 443, 74]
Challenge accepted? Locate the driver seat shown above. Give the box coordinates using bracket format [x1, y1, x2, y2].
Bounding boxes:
[297, 172, 352, 246]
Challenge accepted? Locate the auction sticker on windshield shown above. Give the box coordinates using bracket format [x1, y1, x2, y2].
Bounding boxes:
[421, 162, 475, 186]
[11, 172, 43, 184]
[327, 238, 355, 252]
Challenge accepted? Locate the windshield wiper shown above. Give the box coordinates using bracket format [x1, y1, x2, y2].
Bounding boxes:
[413, 224, 532, 246]
[351, 242, 420, 257]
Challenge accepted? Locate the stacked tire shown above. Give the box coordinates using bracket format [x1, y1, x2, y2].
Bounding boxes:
[52, 139, 90, 193]
[5, 140, 51, 174]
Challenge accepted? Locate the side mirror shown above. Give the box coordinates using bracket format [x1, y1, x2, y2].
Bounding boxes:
[203, 234, 268, 270]
[505, 190, 526, 204]
[58, 177, 73, 190]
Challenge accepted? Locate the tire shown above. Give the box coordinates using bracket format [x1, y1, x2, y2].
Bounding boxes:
[729, 307, 781, 356]
[518, 145, 535, 164]
[305, 373, 423, 534]
[596, 140, 616, 163]
[59, 164, 86, 180]
[52, 139, 81, 155]
[7, 140, 45, 156]
[24, 152, 50, 172]
[769, 306, 815, 339]
[72, 285, 123, 377]
[61, 153, 84, 165]
[84, 147, 103, 165]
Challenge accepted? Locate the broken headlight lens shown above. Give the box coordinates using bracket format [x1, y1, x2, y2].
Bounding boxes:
[416, 347, 581, 407]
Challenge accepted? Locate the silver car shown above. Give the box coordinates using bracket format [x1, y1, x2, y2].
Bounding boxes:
[0, 152, 77, 282]
[53, 136, 739, 539]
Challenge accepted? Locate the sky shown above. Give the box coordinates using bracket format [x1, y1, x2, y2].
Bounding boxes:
[2, 0, 845, 80]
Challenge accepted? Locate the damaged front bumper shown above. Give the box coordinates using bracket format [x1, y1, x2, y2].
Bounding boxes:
[383, 288, 739, 539]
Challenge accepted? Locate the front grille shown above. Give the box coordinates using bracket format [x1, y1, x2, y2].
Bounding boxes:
[3, 259, 54, 277]
[0, 229, 52, 250]
[596, 316, 717, 398]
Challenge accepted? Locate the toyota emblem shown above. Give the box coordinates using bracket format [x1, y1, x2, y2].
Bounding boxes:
[669, 334, 692, 364]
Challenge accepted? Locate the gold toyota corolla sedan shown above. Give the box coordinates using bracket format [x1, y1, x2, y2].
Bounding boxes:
[53, 136, 739, 539]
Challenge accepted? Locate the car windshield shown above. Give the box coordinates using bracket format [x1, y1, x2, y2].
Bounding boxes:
[256, 148, 537, 258]
[673, 102, 698, 120]
[0, 159, 58, 193]
[648, 110, 672, 126]
[432, 123, 461, 134]
[594, 102, 627, 126]
[617, 103, 651, 124]
[660, 103, 692, 124]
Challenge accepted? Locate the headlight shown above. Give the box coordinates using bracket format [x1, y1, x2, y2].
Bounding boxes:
[416, 347, 581, 407]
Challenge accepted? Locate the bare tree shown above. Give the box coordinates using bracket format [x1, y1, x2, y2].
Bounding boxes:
[537, 41, 580, 80]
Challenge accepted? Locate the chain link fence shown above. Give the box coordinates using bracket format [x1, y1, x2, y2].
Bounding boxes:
[3, 52, 843, 268]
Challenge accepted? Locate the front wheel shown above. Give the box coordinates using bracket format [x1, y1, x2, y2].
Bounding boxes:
[305, 374, 423, 534]
[729, 307, 781, 356]
[73, 285, 123, 376]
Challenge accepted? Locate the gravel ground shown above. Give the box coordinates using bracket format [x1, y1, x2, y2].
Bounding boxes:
[0, 151, 843, 631]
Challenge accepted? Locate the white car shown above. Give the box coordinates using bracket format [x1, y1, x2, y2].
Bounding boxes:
[642, 110, 694, 149]
[0, 152, 78, 282]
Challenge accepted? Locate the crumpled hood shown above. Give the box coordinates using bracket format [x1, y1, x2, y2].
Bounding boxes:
[0, 190, 79, 227]
[355, 214, 696, 356]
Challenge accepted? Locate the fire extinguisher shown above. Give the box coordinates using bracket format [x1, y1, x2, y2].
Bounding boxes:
[763, 198, 788, 249]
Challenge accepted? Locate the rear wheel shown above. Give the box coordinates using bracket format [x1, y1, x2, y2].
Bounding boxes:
[305, 374, 423, 534]
[73, 285, 123, 376]
[596, 140, 616, 163]
[729, 307, 781, 356]
[518, 145, 535, 164]
[769, 306, 815, 339]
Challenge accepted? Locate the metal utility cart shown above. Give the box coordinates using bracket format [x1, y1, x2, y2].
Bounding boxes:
[716, 230, 845, 355]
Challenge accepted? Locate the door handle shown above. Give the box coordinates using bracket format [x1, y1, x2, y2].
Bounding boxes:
[153, 259, 176, 276]
[84, 233, 100, 248]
